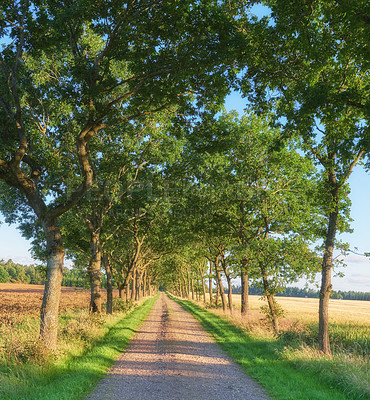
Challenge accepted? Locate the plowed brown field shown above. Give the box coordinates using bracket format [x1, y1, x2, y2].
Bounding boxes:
[0, 283, 92, 325]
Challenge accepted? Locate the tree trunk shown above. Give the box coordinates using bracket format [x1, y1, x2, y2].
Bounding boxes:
[220, 255, 232, 313]
[118, 264, 133, 301]
[183, 276, 188, 297]
[261, 265, 279, 334]
[266, 293, 279, 333]
[202, 277, 207, 304]
[135, 269, 141, 301]
[88, 233, 102, 313]
[130, 272, 136, 300]
[146, 276, 151, 296]
[40, 220, 65, 349]
[226, 275, 233, 313]
[102, 252, 113, 314]
[187, 270, 191, 299]
[142, 270, 147, 298]
[214, 259, 226, 312]
[241, 260, 249, 317]
[319, 202, 338, 354]
[191, 278, 194, 300]
[215, 283, 219, 307]
[209, 262, 213, 305]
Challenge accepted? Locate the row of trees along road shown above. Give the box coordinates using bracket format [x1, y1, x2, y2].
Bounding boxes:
[0, 0, 242, 349]
[0, 1, 369, 355]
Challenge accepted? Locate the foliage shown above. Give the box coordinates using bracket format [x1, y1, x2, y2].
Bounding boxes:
[111, 298, 136, 313]
[231, 285, 370, 301]
[0, 259, 44, 284]
[260, 299, 285, 321]
[0, 265, 9, 283]
[0, 259, 91, 286]
[62, 266, 89, 288]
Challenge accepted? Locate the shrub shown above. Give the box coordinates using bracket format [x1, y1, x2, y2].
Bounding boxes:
[112, 298, 136, 313]
[0, 266, 9, 283]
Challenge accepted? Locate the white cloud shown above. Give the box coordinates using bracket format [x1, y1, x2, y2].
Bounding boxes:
[337, 253, 370, 264]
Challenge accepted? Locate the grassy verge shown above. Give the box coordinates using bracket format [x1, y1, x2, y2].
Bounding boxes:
[172, 296, 368, 400]
[0, 294, 158, 400]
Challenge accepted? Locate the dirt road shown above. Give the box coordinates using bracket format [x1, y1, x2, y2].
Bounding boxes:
[85, 293, 271, 400]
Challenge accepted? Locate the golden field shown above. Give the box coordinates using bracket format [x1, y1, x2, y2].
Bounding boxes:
[235, 294, 370, 325]
[195, 293, 370, 326]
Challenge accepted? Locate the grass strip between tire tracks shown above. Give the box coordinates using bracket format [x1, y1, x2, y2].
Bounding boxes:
[172, 296, 361, 400]
[1, 294, 158, 400]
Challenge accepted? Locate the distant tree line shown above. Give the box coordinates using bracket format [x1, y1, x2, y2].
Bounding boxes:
[230, 285, 370, 301]
[2, 258, 368, 302]
[0, 259, 91, 288]
[0, 259, 45, 284]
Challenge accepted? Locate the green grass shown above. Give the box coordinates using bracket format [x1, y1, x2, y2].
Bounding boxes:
[0, 294, 158, 400]
[172, 296, 368, 400]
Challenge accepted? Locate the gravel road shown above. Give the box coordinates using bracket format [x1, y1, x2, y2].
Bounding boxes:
[85, 292, 271, 400]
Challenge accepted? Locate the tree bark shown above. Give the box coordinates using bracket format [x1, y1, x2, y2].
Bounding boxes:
[209, 262, 213, 305]
[135, 269, 140, 301]
[266, 293, 279, 333]
[126, 284, 129, 301]
[183, 276, 188, 298]
[187, 270, 191, 299]
[261, 264, 279, 334]
[319, 202, 338, 354]
[142, 270, 147, 298]
[215, 283, 220, 307]
[202, 277, 207, 303]
[214, 257, 226, 312]
[88, 233, 102, 313]
[241, 259, 249, 317]
[39, 220, 65, 350]
[102, 252, 113, 314]
[191, 278, 195, 300]
[226, 275, 233, 313]
[130, 271, 136, 300]
[220, 254, 233, 313]
[117, 263, 134, 301]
